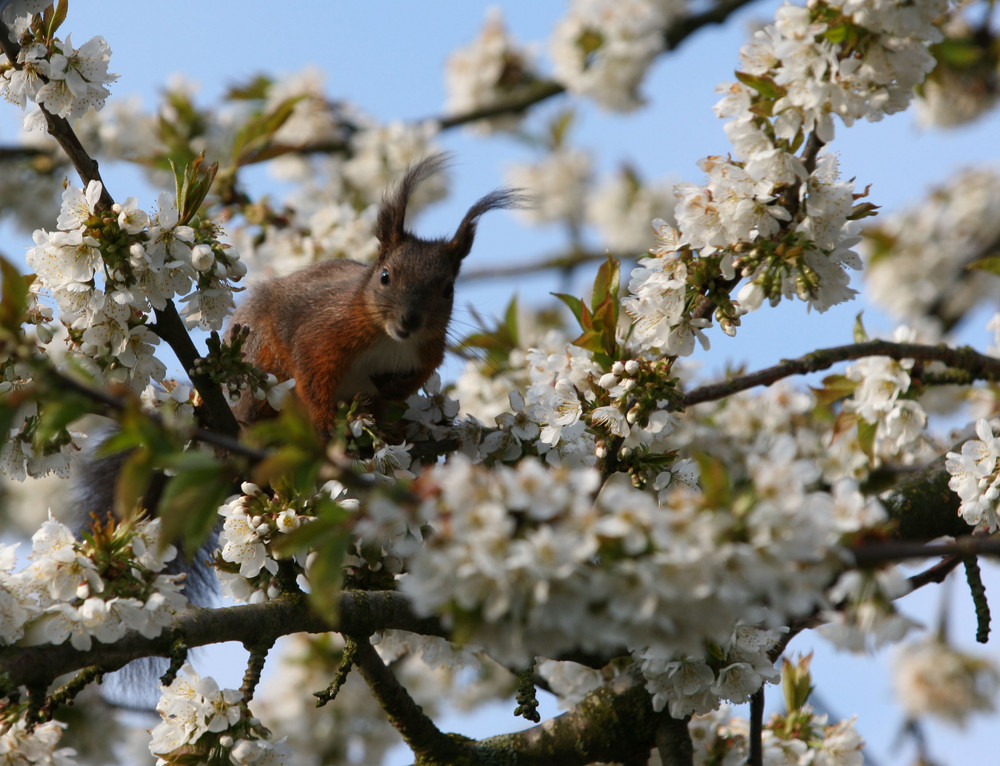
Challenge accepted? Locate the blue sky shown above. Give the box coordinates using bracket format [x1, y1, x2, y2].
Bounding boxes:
[2, 2, 1000, 763]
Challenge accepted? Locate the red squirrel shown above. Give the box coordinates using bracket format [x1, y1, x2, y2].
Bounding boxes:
[228, 154, 520, 431]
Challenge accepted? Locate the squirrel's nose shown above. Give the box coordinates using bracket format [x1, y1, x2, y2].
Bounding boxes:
[400, 311, 422, 334]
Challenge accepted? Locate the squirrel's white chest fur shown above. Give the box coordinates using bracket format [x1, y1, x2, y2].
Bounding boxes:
[335, 333, 423, 399]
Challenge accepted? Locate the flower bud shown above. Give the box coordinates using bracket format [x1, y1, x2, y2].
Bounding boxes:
[191, 243, 215, 272]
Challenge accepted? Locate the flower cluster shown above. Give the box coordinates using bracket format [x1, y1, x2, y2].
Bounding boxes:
[0, 515, 186, 651]
[0, 715, 76, 766]
[0, 9, 117, 122]
[622, 220, 711, 356]
[841, 331, 930, 463]
[892, 635, 1000, 727]
[864, 167, 1000, 335]
[25, 181, 244, 392]
[215, 482, 312, 604]
[945, 418, 1000, 532]
[915, 10, 1000, 129]
[689, 704, 865, 766]
[400, 451, 886, 715]
[444, 8, 539, 134]
[587, 167, 675, 254]
[505, 147, 592, 226]
[150, 662, 291, 766]
[816, 567, 920, 652]
[0, 354, 86, 481]
[625, 0, 946, 357]
[549, 0, 686, 112]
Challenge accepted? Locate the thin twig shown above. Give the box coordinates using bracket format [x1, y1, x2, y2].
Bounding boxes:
[461, 248, 623, 282]
[748, 687, 765, 766]
[908, 556, 963, 590]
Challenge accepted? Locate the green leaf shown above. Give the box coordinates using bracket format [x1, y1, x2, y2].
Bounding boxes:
[226, 74, 274, 101]
[591, 255, 620, 313]
[271, 498, 350, 557]
[781, 654, 815, 713]
[503, 296, 520, 347]
[823, 23, 849, 44]
[847, 201, 879, 221]
[934, 38, 984, 69]
[734, 70, 782, 100]
[811, 374, 858, 406]
[34, 394, 92, 448]
[0, 401, 21, 456]
[553, 292, 585, 326]
[306, 532, 349, 625]
[693, 451, 731, 509]
[572, 329, 606, 355]
[831, 410, 859, 443]
[548, 109, 575, 150]
[853, 311, 868, 343]
[253, 445, 321, 497]
[857, 418, 877, 462]
[232, 95, 305, 166]
[158, 451, 234, 553]
[170, 151, 219, 225]
[0, 256, 30, 335]
[46, 0, 69, 37]
[115, 447, 155, 521]
[967, 254, 1000, 277]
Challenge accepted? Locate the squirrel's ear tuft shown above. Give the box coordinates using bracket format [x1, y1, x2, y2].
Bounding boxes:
[446, 187, 526, 264]
[376, 153, 451, 250]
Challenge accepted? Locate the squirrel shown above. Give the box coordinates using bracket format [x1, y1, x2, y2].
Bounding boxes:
[229, 153, 521, 431]
[69, 156, 518, 703]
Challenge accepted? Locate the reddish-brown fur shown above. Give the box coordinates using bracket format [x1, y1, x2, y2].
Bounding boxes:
[227, 155, 520, 432]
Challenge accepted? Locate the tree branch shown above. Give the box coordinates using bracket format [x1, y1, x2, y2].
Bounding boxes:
[748, 687, 765, 766]
[460, 248, 622, 283]
[351, 635, 470, 763]
[38, 361, 266, 461]
[430, 0, 759, 131]
[682, 340, 1000, 409]
[0, 590, 444, 692]
[478, 666, 677, 766]
[851, 536, 1000, 567]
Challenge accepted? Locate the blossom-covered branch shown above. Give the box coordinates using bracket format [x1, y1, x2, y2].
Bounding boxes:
[0, 11, 241, 438]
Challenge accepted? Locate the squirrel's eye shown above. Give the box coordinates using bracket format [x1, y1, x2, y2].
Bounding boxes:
[380, 268, 390, 286]
[442, 281, 454, 299]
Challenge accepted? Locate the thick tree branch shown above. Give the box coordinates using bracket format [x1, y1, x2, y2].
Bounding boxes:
[879, 457, 971, 541]
[351, 635, 470, 763]
[0, 590, 444, 692]
[682, 340, 1000, 409]
[478, 666, 680, 766]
